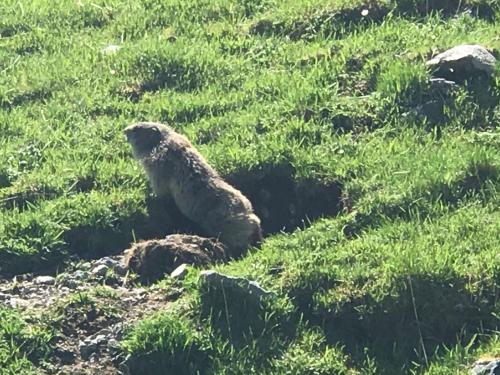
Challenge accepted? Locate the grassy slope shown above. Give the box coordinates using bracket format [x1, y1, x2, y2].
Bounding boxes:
[0, 0, 499, 373]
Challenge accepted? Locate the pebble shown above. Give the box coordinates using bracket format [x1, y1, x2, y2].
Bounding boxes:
[79, 334, 107, 359]
[471, 359, 500, 375]
[92, 265, 109, 277]
[100, 44, 121, 54]
[200, 270, 275, 299]
[34, 276, 56, 285]
[171, 264, 189, 280]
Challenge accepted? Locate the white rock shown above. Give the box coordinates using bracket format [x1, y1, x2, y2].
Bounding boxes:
[100, 44, 121, 54]
[34, 276, 56, 285]
[171, 264, 189, 280]
[470, 358, 500, 375]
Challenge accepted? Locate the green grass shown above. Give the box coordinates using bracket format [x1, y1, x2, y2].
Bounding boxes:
[0, 307, 52, 374]
[0, 0, 499, 373]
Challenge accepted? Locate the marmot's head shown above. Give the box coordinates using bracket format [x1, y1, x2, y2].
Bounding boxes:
[125, 122, 170, 158]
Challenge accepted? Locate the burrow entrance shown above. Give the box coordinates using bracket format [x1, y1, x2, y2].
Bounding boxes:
[226, 163, 343, 235]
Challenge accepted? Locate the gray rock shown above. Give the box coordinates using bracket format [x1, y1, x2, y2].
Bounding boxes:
[73, 270, 90, 280]
[34, 276, 56, 285]
[95, 257, 116, 267]
[79, 262, 92, 270]
[171, 264, 189, 280]
[426, 44, 497, 81]
[95, 257, 127, 276]
[79, 334, 107, 359]
[57, 273, 83, 288]
[61, 278, 79, 289]
[415, 100, 445, 123]
[471, 359, 500, 375]
[200, 270, 274, 299]
[91, 264, 109, 277]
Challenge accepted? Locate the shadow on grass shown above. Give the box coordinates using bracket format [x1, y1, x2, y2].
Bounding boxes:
[342, 160, 499, 238]
[125, 315, 211, 375]
[0, 88, 53, 111]
[196, 276, 298, 373]
[250, 1, 496, 41]
[0, 157, 494, 277]
[250, 3, 390, 40]
[294, 274, 499, 373]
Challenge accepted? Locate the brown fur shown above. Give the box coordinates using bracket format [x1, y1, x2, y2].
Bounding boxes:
[124, 122, 262, 257]
[123, 234, 227, 282]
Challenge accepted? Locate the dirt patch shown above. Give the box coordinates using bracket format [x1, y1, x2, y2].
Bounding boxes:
[226, 164, 343, 234]
[0, 255, 177, 375]
[123, 235, 227, 283]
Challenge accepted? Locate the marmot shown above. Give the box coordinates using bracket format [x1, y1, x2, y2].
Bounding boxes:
[124, 122, 262, 257]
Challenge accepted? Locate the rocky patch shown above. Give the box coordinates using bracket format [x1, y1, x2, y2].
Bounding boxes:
[0, 255, 177, 374]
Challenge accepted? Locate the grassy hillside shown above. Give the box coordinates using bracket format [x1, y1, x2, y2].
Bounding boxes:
[0, 0, 498, 373]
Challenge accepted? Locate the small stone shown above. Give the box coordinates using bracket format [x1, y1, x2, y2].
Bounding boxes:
[95, 257, 127, 275]
[100, 44, 121, 54]
[79, 334, 107, 359]
[91, 264, 109, 277]
[171, 264, 189, 280]
[14, 274, 33, 282]
[471, 359, 500, 375]
[95, 257, 115, 267]
[200, 270, 274, 300]
[73, 270, 90, 280]
[62, 279, 79, 289]
[79, 262, 92, 270]
[34, 276, 56, 285]
[107, 339, 121, 356]
[429, 78, 459, 94]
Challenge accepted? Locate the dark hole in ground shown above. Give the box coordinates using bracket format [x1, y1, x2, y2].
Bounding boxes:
[226, 163, 343, 235]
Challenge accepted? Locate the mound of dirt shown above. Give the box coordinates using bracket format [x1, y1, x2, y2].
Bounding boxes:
[123, 235, 228, 282]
